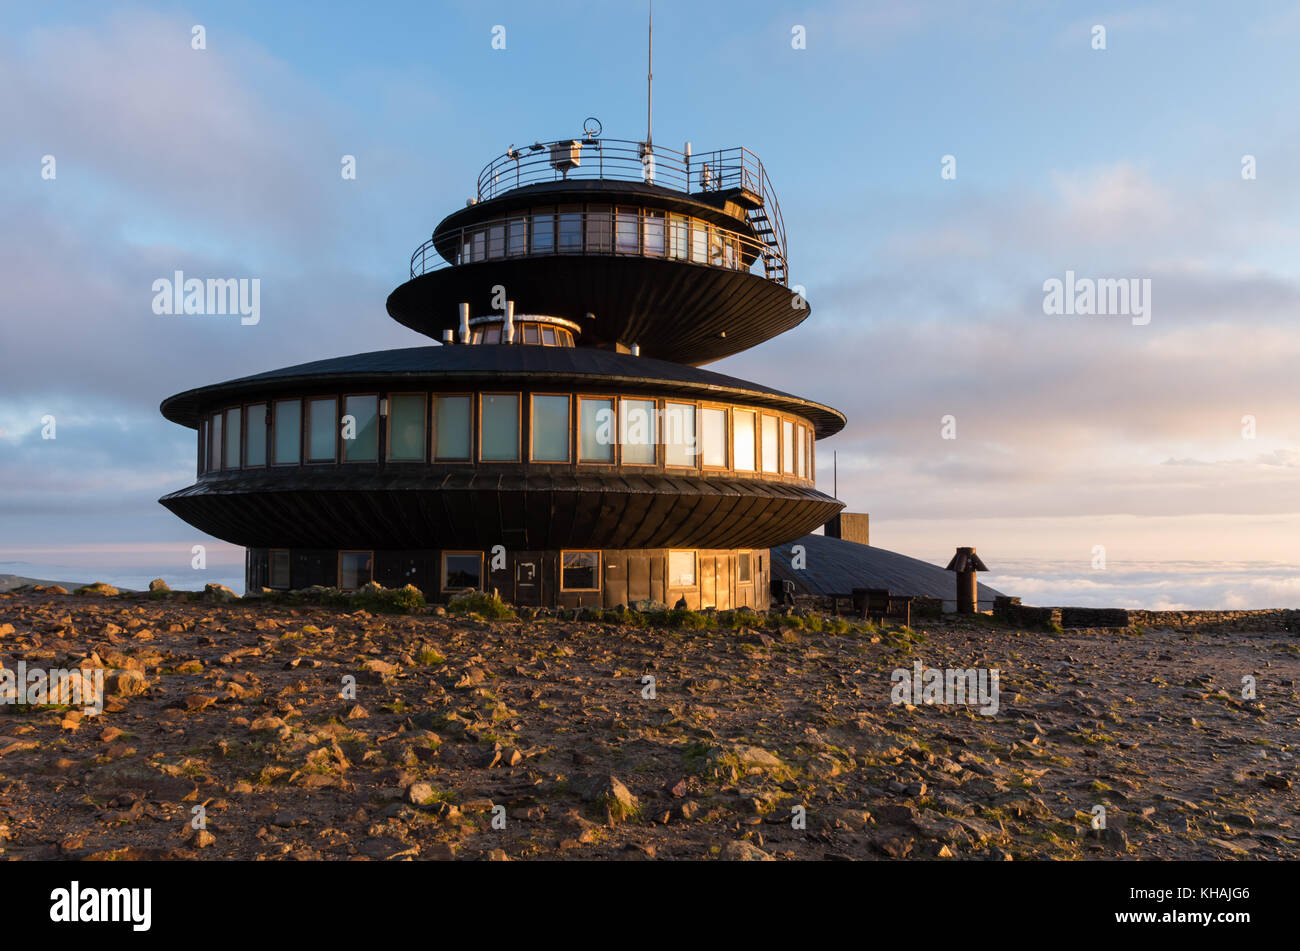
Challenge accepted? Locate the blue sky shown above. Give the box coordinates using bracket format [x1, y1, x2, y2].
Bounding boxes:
[1, 1, 1298, 606]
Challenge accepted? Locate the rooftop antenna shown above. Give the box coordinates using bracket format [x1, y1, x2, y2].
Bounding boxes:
[646, 0, 653, 147]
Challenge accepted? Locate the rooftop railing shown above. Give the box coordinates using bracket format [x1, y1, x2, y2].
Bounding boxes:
[468, 137, 787, 285]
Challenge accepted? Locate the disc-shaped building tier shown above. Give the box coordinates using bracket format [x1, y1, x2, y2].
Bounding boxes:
[159, 133, 845, 609]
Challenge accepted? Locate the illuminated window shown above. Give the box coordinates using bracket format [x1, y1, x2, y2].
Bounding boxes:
[307, 398, 336, 462]
[342, 395, 378, 462]
[273, 400, 300, 465]
[669, 550, 696, 587]
[668, 214, 688, 260]
[761, 414, 779, 474]
[665, 402, 696, 467]
[620, 398, 656, 465]
[442, 551, 482, 590]
[434, 395, 471, 460]
[733, 409, 756, 472]
[701, 406, 727, 468]
[616, 207, 639, 253]
[531, 394, 570, 462]
[691, 221, 708, 263]
[245, 404, 267, 467]
[578, 397, 614, 462]
[339, 551, 372, 590]
[795, 423, 806, 478]
[782, 419, 794, 473]
[561, 550, 600, 591]
[480, 393, 520, 461]
[644, 210, 665, 256]
[387, 393, 425, 461]
[737, 551, 752, 584]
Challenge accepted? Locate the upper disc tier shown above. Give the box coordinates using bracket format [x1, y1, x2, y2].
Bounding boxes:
[386, 137, 809, 366]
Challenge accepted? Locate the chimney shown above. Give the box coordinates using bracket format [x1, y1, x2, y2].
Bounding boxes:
[503, 300, 515, 343]
[945, 546, 989, 614]
[824, 512, 869, 546]
[458, 302, 470, 343]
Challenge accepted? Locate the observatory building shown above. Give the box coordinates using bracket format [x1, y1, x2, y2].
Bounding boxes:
[159, 127, 846, 609]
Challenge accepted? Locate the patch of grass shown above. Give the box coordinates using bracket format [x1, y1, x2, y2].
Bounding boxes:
[415, 647, 445, 666]
[447, 591, 516, 620]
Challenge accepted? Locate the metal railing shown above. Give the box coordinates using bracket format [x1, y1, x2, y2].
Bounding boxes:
[468, 137, 787, 284]
[409, 208, 785, 283]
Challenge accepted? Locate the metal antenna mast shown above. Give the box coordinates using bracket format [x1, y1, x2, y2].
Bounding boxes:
[646, 1, 653, 146]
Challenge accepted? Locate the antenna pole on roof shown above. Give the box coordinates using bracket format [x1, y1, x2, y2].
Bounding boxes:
[834, 451, 838, 499]
[646, 0, 653, 147]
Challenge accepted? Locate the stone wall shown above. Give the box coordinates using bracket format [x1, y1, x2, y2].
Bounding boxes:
[993, 595, 1298, 631]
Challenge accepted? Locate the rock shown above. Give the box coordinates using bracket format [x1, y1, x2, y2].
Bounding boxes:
[190, 829, 216, 849]
[871, 835, 914, 858]
[721, 840, 773, 861]
[572, 774, 639, 821]
[104, 669, 148, 697]
[0, 623, 15, 637]
[75, 582, 119, 597]
[1262, 774, 1291, 790]
[345, 704, 369, 720]
[406, 782, 436, 805]
[148, 578, 171, 594]
[203, 583, 240, 603]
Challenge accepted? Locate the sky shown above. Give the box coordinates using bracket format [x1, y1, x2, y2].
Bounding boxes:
[0, 1, 1297, 607]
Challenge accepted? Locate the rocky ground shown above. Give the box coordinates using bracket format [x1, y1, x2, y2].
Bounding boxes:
[0, 588, 1296, 861]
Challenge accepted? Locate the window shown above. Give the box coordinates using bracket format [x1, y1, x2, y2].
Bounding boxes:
[586, 205, 612, 253]
[620, 398, 656, 465]
[339, 551, 373, 591]
[669, 214, 688, 260]
[531, 207, 554, 253]
[307, 397, 336, 462]
[669, 550, 696, 587]
[561, 550, 600, 591]
[342, 394, 378, 462]
[469, 228, 486, 262]
[269, 549, 290, 589]
[782, 419, 794, 474]
[484, 325, 501, 345]
[738, 551, 752, 585]
[210, 412, 223, 471]
[245, 404, 267, 467]
[733, 409, 756, 472]
[724, 233, 740, 269]
[761, 414, 779, 474]
[644, 210, 665, 256]
[615, 207, 639, 253]
[701, 406, 728, 468]
[557, 204, 582, 253]
[709, 226, 724, 267]
[273, 400, 300, 465]
[541, 327, 556, 346]
[578, 397, 614, 462]
[487, 222, 505, 259]
[387, 393, 425, 461]
[507, 216, 528, 256]
[664, 401, 696, 467]
[223, 408, 241, 468]
[691, 220, 708, 263]
[434, 395, 471, 460]
[795, 423, 806, 478]
[807, 429, 814, 480]
[480, 393, 519, 461]
[522, 324, 540, 345]
[531, 394, 570, 462]
[198, 420, 207, 473]
[442, 551, 482, 590]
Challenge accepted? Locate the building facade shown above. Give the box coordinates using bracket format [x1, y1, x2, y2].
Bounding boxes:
[159, 133, 845, 608]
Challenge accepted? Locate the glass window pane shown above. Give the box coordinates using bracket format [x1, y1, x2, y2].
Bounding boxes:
[644, 211, 665, 256]
[579, 398, 614, 462]
[210, 413, 222, 470]
[487, 223, 505, 258]
[470, 229, 485, 262]
[198, 421, 206, 472]
[307, 398, 336, 461]
[388, 394, 425, 461]
[701, 407, 727, 467]
[738, 552, 752, 583]
[761, 415, 779, 473]
[245, 404, 266, 467]
[444, 552, 481, 589]
[669, 551, 695, 587]
[343, 395, 378, 462]
[664, 402, 696, 467]
[435, 395, 471, 459]
[269, 550, 290, 589]
[225, 408, 241, 468]
[669, 215, 688, 259]
[733, 409, 755, 471]
[561, 551, 599, 590]
[485, 326, 501, 344]
[339, 551, 372, 590]
[616, 208, 639, 253]
[480, 393, 519, 461]
[542, 327, 556, 346]
[691, 221, 708, 263]
[620, 398, 656, 465]
[586, 205, 611, 253]
[523, 324, 540, 344]
[558, 205, 582, 252]
[274, 400, 300, 465]
[782, 419, 794, 473]
[531, 395, 570, 462]
[531, 207, 554, 252]
[796, 424, 805, 478]
[507, 217, 527, 255]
